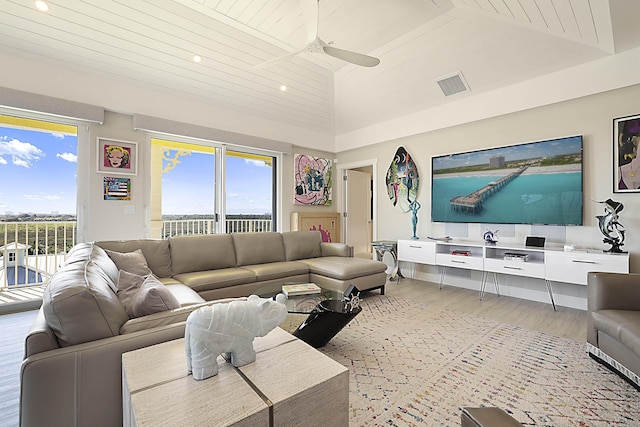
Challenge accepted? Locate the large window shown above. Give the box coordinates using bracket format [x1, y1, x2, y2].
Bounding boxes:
[151, 138, 276, 238]
[0, 115, 78, 288]
[0, 115, 78, 217]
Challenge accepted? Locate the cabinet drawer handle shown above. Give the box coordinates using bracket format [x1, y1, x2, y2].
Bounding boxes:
[504, 266, 522, 270]
[409, 245, 422, 249]
[451, 259, 466, 264]
[572, 259, 597, 264]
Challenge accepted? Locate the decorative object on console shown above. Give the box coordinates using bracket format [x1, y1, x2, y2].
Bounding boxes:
[184, 295, 287, 380]
[595, 198, 627, 253]
[613, 113, 640, 192]
[386, 146, 419, 213]
[525, 236, 546, 248]
[503, 252, 529, 262]
[409, 199, 421, 240]
[293, 153, 332, 205]
[483, 228, 499, 244]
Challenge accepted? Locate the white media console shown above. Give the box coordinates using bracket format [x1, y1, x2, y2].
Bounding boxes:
[397, 239, 629, 310]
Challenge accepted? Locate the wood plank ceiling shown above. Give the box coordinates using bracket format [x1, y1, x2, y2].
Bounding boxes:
[1, 0, 638, 141]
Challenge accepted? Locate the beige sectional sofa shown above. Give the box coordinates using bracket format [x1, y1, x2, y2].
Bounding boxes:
[587, 271, 640, 389]
[20, 231, 386, 427]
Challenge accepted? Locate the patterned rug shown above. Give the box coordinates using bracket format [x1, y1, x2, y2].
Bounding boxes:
[313, 295, 640, 427]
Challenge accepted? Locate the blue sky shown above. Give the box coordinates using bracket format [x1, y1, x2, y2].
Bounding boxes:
[0, 126, 77, 215]
[0, 125, 273, 216]
[432, 136, 582, 171]
[161, 150, 273, 215]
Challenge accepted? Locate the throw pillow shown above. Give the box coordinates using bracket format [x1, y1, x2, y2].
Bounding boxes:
[105, 248, 153, 276]
[116, 270, 180, 318]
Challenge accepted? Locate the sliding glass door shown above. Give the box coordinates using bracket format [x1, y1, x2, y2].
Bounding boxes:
[151, 139, 276, 238]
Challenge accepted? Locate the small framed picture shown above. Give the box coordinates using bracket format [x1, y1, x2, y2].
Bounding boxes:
[613, 113, 640, 192]
[103, 177, 131, 200]
[97, 138, 138, 176]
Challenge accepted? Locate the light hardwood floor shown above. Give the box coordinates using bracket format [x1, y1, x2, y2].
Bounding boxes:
[384, 277, 587, 342]
[0, 278, 588, 426]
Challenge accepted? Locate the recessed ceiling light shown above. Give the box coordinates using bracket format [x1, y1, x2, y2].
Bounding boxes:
[280, 85, 287, 92]
[35, 1, 49, 11]
[193, 55, 202, 63]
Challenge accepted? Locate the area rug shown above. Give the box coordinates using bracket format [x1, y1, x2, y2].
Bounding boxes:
[315, 295, 640, 427]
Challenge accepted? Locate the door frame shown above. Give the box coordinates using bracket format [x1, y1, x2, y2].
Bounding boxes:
[339, 159, 378, 249]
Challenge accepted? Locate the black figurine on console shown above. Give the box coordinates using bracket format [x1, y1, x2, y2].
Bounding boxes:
[596, 199, 626, 253]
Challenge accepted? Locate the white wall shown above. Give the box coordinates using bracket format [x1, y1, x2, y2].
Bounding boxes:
[78, 112, 336, 241]
[336, 83, 640, 309]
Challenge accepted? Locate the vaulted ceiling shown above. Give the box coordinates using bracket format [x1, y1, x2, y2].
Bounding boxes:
[2, 0, 640, 150]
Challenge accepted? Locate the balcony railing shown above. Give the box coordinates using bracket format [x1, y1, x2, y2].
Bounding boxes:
[1, 218, 272, 292]
[161, 218, 272, 238]
[1, 221, 76, 291]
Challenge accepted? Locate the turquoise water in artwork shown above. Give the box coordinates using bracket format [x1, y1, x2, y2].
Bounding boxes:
[431, 172, 582, 225]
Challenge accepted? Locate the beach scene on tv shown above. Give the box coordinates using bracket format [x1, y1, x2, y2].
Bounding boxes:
[431, 136, 583, 225]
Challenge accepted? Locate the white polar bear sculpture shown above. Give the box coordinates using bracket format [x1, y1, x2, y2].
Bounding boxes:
[185, 294, 287, 380]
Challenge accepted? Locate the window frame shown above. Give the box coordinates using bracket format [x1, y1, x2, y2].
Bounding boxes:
[148, 134, 281, 236]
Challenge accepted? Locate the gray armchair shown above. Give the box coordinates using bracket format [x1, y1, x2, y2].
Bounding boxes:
[587, 272, 640, 389]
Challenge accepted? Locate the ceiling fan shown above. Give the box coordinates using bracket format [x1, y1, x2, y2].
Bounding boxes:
[255, 0, 380, 68]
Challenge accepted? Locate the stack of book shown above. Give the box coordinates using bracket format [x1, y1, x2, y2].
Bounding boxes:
[281, 283, 321, 297]
[503, 252, 529, 262]
[451, 250, 471, 256]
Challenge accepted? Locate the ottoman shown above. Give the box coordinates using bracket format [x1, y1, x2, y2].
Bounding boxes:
[461, 407, 523, 427]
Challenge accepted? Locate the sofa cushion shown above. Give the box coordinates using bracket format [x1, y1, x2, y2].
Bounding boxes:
[164, 284, 206, 306]
[105, 248, 153, 277]
[169, 234, 237, 274]
[64, 242, 120, 291]
[96, 239, 172, 278]
[116, 270, 181, 318]
[300, 256, 387, 281]
[282, 231, 322, 261]
[43, 243, 129, 347]
[173, 268, 256, 292]
[241, 261, 309, 282]
[120, 297, 246, 334]
[233, 232, 286, 266]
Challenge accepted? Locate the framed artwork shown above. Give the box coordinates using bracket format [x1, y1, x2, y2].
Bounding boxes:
[386, 146, 419, 213]
[614, 114, 640, 192]
[97, 138, 138, 175]
[294, 154, 332, 205]
[103, 176, 131, 200]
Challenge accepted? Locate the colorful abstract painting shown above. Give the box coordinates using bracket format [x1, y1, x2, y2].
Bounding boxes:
[386, 146, 419, 212]
[104, 177, 131, 200]
[294, 154, 332, 205]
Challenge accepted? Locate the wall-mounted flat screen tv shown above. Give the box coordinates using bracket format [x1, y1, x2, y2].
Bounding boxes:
[431, 136, 583, 225]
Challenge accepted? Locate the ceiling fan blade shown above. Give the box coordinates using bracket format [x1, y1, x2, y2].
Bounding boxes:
[322, 45, 380, 67]
[300, 0, 319, 45]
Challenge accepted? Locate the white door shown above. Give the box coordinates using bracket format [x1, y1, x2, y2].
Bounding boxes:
[345, 169, 372, 258]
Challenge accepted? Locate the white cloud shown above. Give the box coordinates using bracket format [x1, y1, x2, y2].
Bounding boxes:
[13, 157, 29, 168]
[0, 156, 6, 165]
[245, 159, 267, 167]
[50, 132, 65, 139]
[0, 138, 44, 168]
[24, 194, 61, 201]
[57, 152, 77, 162]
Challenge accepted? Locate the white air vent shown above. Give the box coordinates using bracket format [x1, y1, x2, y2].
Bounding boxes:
[436, 72, 470, 97]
